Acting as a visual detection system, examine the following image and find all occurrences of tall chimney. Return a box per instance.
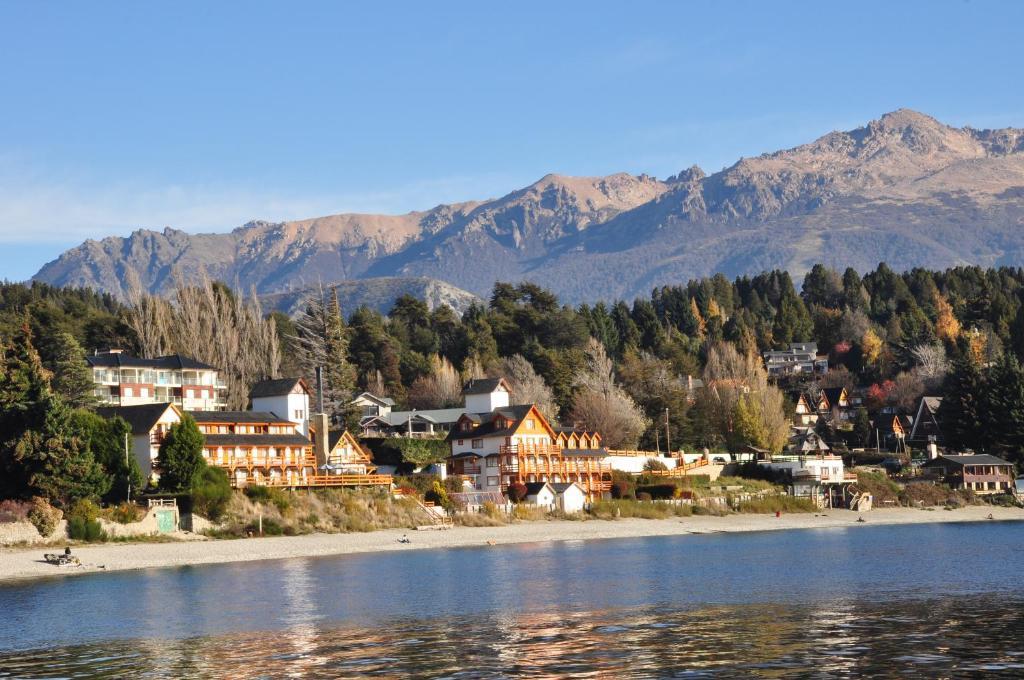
[315,366,325,414]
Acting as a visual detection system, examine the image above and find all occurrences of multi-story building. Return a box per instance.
[763,342,829,377]
[250,377,311,436]
[759,454,857,508]
[189,410,317,487]
[88,350,227,411]
[447,379,611,499]
[923,454,1015,495]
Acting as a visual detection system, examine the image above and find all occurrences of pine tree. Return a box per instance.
[156,416,206,492]
[984,354,1024,464]
[937,359,988,452]
[292,285,356,419]
[51,332,96,409]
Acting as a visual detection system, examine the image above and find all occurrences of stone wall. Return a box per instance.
[0,520,68,546]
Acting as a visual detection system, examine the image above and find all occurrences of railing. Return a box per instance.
[607,449,683,458]
[231,474,393,488]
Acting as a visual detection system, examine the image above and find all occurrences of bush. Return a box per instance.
[425,480,453,511]
[610,480,634,499]
[588,499,692,520]
[27,497,62,536]
[109,502,143,524]
[66,499,106,541]
[393,474,443,498]
[193,468,233,520]
[636,492,653,502]
[507,482,528,503]
[246,518,284,536]
[0,499,31,524]
[636,484,678,500]
[643,458,669,472]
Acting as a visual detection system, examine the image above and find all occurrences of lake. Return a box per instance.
[1,521,1023,677]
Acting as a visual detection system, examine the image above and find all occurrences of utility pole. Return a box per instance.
[664,407,671,457]
[125,431,131,504]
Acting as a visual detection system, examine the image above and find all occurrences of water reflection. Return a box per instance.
[3,599,1023,678]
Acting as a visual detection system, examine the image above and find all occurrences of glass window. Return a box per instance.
[472,439,483,449]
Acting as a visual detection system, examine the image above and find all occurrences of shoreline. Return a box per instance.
[2,505,1022,585]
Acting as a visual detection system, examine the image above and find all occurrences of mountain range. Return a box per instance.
[33,109,1024,308]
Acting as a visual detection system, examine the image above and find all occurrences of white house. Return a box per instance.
[250,377,311,436]
[524,481,556,508]
[88,350,228,411]
[551,482,586,513]
[759,454,855,508]
[95,402,182,482]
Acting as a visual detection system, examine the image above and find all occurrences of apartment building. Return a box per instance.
[88,350,227,411]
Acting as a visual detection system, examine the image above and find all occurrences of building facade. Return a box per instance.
[95,402,182,483]
[189,411,316,487]
[88,350,227,411]
[923,454,1015,494]
[763,342,829,376]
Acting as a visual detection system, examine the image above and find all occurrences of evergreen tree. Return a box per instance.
[292,285,356,417]
[156,416,206,492]
[51,332,96,409]
[937,359,988,452]
[984,354,1024,465]
[71,410,145,502]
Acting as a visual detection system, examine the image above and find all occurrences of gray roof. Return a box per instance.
[250,377,306,399]
[354,392,395,407]
[203,433,312,448]
[524,482,552,496]
[187,410,294,425]
[87,352,217,371]
[925,454,1014,467]
[95,403,177,435]
[461,378,507,395]
[550,482,579,494]
[383,407,467,427]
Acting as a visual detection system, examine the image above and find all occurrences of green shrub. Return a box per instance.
[192,468,233,520]
[246,518,284,536]
[636,491,653,502]
[643,458,669,472]
[67,515,106,541]
[27,497,62,536]
[425,480,453,511]
[588,499,692,520]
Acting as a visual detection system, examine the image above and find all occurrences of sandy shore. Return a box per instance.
[2,505,1022,584]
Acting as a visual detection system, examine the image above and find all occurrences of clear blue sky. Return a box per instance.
[2,0,1023,281]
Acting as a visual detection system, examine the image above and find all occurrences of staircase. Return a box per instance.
[413,498,453,529]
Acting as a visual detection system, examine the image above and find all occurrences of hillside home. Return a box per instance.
[763,342,829,377]
[447,397,612,499]
[922,454,1015,495]
[819,387,851,420]
[759,454,856,508]
[88,350,228,411]
[249,377,311,436]
[793,393,819,426]
[322,430,378,475]
[908,396,943,447]
[95,402,182,483]
[188,410,316,488]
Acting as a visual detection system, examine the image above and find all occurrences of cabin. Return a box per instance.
[188,410,316,488]
[922,454,1015,495]
[447,403,611,500]
[759,454,855,508]
[249,377,311,436]
[873,412,909,451]
[788,427,830,455]
[323,430,377,475]
[819,387,851,420]
[908,396,943,447]
[793,393,819,426]
[95,402,182,483]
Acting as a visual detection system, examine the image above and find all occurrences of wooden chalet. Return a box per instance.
[447,403,612,499]
[793,393,818,426]
[909,396,943,446]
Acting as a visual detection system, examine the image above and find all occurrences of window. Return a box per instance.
[526,419,535,429]
[294,409,305,420]
[123,387,133,398]
[186,389,195,399]
[487,476,499,487]
[472,439,483,449]
[487,456,498,468]
[458,439,464,445]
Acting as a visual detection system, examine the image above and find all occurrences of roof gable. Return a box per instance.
[461,377,511,395]
[95,403,181,434]
[250,377,308,399]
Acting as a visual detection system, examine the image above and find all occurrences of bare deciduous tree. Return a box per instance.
[124,273,281,409]
[493,354,557,421]
[912,343,950,391]
[408,355,463,409]
[567,339,649,449]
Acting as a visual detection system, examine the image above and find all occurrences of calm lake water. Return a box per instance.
[2,521,1023,678]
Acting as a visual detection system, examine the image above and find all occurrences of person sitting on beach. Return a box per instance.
[398,534,411,544]
[64,546,72,557]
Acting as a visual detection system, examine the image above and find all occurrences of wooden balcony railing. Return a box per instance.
[230,474,393,489]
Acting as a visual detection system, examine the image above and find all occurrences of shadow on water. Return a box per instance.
[2,522,1023,677]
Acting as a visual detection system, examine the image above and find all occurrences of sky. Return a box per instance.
[2,0,1024,281]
